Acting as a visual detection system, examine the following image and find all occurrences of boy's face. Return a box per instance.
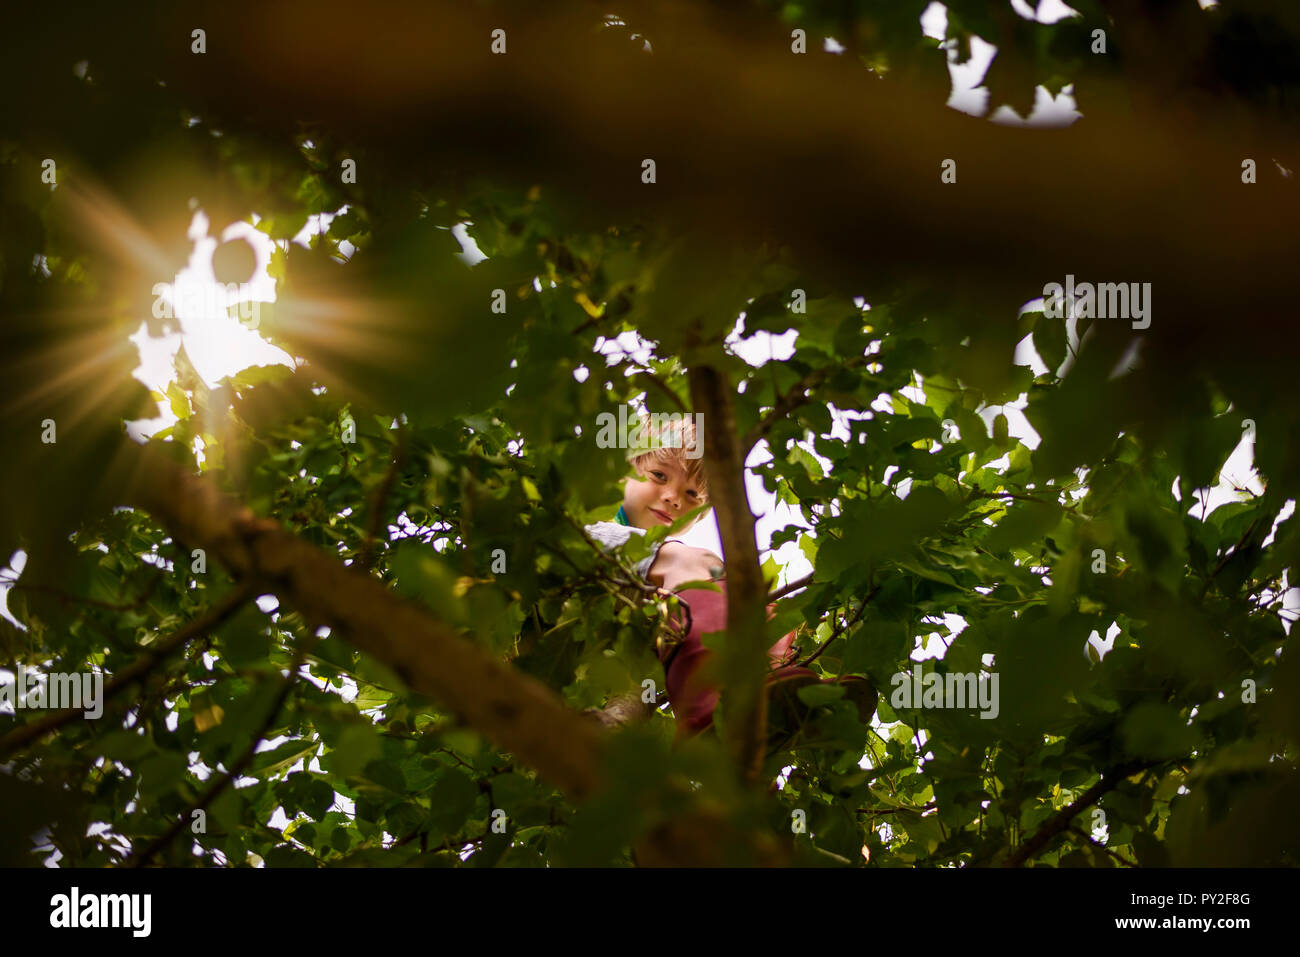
[622,456,705,529]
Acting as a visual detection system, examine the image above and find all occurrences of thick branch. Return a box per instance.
[688,364,770,785]
[80,0,1296,414]
[14,2,1300,451]
[99,443,795,865]
[122,443,609,803]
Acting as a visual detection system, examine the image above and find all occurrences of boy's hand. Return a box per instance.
[647,541,725,592]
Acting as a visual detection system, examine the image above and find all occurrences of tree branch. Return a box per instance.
[797,582,880,669]
[357,426,407,571]
[688,363,770,786]
[766,572,814,604]
[121,442,610,804]
[114,447,788,864]
[744,356,869,453]
[1003,761,1152,867]
[6,566,166,613]
[17,0,1300,467]
[627,370,689,413]
[1066,824,1139,868]
[0,585,255,760]
[125,633,315,867]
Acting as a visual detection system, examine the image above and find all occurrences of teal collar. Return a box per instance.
[615,505,630,526]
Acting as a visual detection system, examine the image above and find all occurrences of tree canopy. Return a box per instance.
[1,0,1299,867]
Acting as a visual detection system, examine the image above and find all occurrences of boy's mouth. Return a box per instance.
[649,508,673,524]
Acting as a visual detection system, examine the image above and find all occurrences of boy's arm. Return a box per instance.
[648,543,800,665]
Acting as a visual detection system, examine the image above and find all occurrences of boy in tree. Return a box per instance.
[584,413,875,743]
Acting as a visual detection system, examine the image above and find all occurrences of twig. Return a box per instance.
[626,370,689,413]
[541,535,693,657]
[1066,824,1139,868]
[569,316,602,337]
[796,583,880,669]
[6,566,166,612]
[1003,761,1152,867]
[561,513,659,594]
[125,633,318,867]
[856,801,936,816]
[0,586,255,759]
[358,427,408,571]
[767,572,814,603]
[743,356,868,452]
[1199,517,1262,600]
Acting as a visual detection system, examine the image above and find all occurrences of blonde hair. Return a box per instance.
[627,412,709,502]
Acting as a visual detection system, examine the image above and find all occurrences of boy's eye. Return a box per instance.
[651,471,666,481]
[686,489,699,499]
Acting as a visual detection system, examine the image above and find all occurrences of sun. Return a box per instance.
[126,210,307,442]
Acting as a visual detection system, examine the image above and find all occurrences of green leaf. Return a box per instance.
[166,381,191,420]
[250,738,319,778]
[427,769,480,836]
[322,723,383,778]
[796,684,846,707]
